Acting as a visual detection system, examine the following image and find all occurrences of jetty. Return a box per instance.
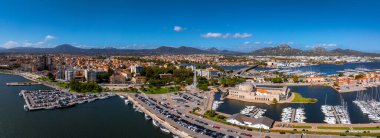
[6,81,42,86]
[20,90,115,111]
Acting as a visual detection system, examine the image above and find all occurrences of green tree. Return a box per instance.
[47,72,55,81]
[271,77,283,83]
[292,75,299,83]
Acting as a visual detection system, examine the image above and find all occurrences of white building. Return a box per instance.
[130,64,144,75]
[64,69,74,82]
[195,68,219,79]
[84,69,97,82]
[226,113,274,130]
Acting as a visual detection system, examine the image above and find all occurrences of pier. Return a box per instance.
[6,81,42,86]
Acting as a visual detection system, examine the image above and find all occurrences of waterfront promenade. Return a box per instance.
[120,93,192,138]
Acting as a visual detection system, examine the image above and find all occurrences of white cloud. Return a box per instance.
[173,26,185,32]
[201,32,252,38]
[44,35,56,41]
[306,43,338,48]
[2,41,20,49]
[252,41,275,45]
[232,33,252,38]
[1,35,56,49]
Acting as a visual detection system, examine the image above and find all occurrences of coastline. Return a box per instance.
[119,93,192,138]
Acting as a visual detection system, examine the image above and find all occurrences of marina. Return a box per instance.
[321,105,351,124]
[281,107,306,123]
[353,89,380,122]
[240,106,266,118]
[216,85,373,124]
[20,89,115,111]
[0,74,172,138]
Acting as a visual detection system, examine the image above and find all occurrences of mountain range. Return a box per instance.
[0,44,378,56]
[251,44,380,56]
[0,44,241,55]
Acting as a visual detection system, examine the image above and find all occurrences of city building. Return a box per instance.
[130,64,143,75]
[110,74,126,84]
[226,113,274,130]
[84,69,97,82]
[64,69,74,82]
[120,71,132,80]
[132,76,146,84]
[226,82,290,103]
[195,68,219,79]
[37,55,53,71]
[56,67,65,80]
[302,76,326,83]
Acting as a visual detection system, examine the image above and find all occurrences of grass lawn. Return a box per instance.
[0,71,12,74]
[56,82,69,89]
[291,92,318,103]
[352,126,380,130]
[142,86,180,94]
[293,125,312,129]
[317,126,350,130]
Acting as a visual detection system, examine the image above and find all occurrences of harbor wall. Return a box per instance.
[122,93,192,138]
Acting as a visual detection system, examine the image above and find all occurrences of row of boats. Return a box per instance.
[240,106,266,118]
[353,90,380,122]
[212,101,223,110]
[118,95,175,136]
[353,100,380,122]
[321,104,351,124]
[281,107,306,123]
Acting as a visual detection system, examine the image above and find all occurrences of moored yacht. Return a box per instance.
[145,113,151,120]
[160,126,170,133]
[152,120,159,127]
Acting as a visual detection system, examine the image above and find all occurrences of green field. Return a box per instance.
[293,125,312,129]
[317,126,350,130]
[291,92,318,103]
[352,126,380,130]
[141,86,180,94]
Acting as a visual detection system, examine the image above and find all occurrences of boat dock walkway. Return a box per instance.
[6,81,42,86]
[290,109,296,123]
[332,108,341,124]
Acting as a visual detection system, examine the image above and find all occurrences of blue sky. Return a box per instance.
[0,0,380,52]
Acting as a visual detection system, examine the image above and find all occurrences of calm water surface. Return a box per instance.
[216,85,379,124]
[0,74,171,138]
[221,62,380,75]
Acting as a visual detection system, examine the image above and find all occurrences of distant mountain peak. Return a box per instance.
[207,47,220,52]
[251,44,379,56]
[55,44,77,49]
[278,44,291,48]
